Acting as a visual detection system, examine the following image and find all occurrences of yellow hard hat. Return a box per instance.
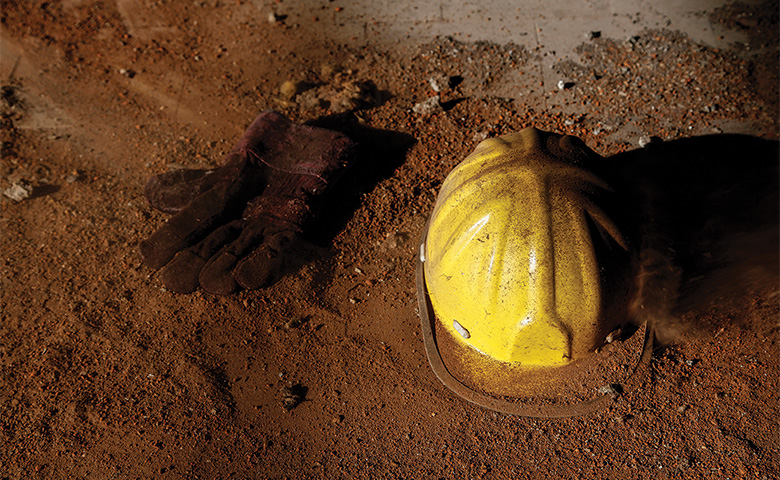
[417,128,652,416]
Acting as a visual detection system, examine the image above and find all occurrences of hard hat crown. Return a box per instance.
[424,128,630,367]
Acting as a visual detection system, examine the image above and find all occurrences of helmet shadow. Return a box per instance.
[605,134,779,342]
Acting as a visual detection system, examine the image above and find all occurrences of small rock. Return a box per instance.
[428,75,449,93]
[328,80,379,113]
[472,131,489,142]
[296,89,329,110]
[320,63,341,82]
[65,171,82,184]
[279,80,301,100]
[119,68,136,78]
[638,135,660,148]
[412,96,442,115]
[557,80,574,90]
[3,182,33,201]
[284,316,308,330]
[280,384,307,411]
[677,405,689,413]
[598,385,618,395]
[587,31,602,40]
[606,328,622,343]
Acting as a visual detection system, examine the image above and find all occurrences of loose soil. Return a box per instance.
[1,1,778,479]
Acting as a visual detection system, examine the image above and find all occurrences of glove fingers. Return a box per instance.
[198,221,268,295]
[159,221,244,293]
[159,250,206,294]
[140,161,248,269]
[199,251,241,295]
[234,231,296,290]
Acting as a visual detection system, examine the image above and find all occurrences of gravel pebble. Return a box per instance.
[412,96,442,115]
[279,80,300,100]
[428,75,449,93]
[281,384,306,411]
[3,183,33,201]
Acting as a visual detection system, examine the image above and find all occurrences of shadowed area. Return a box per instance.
[303,112,417,243]
[607,135,779,340]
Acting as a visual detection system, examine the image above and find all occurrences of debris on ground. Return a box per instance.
[3,182,33,201]
[281,384,307,411]
[412,96,443,115]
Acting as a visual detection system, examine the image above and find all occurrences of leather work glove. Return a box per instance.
[140,111,355,295]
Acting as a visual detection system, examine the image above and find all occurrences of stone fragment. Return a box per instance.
[412,96,442,115]
[281,384,307,411]
[428,75,449,93]
[3,182,32,201]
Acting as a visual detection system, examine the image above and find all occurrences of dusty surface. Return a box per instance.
[1,1,778,479]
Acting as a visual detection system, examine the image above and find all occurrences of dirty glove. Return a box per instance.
[140,111,354,295]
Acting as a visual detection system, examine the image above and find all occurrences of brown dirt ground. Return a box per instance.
[1,1,778,479]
